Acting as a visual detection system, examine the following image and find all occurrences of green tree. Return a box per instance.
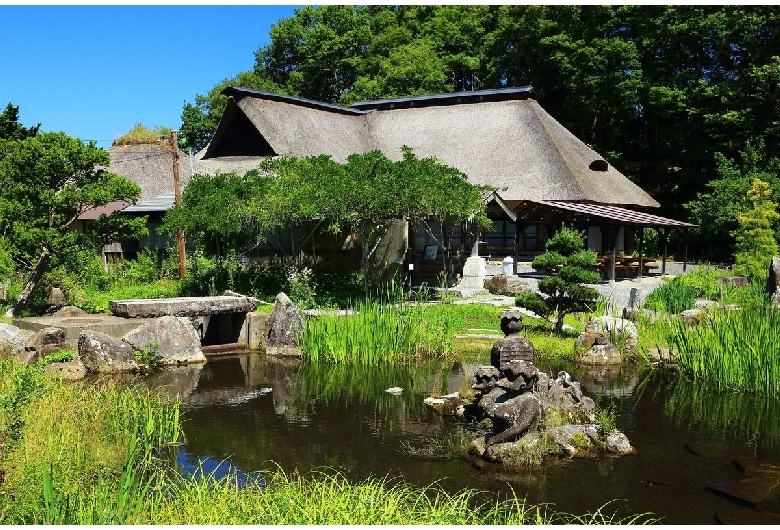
[162,148,489,294]
[732,179,780,283]
[178,5,780,263]
[0,103,39,141]
[684,143,780,261]
[0,132,148,316]
[516,225,600,333]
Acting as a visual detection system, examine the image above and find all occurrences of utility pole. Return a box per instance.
[171,130,186,279]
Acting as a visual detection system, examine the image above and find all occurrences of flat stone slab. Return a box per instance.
[109,296,259,318]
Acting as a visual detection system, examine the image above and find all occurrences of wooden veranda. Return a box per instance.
[509,200,698,283]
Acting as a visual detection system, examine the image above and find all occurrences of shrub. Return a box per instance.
[517,225,599,332]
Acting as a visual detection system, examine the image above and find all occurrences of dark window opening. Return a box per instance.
[209,110,277,157]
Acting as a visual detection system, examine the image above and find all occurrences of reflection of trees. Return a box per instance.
[176,354,464,479]
[665,378,780,448]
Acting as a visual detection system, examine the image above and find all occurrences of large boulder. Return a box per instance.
[267,292,303,348]
[0,323,33,357]
[20,327,66,364]
[123,316,206,366]
[79,330,139,373]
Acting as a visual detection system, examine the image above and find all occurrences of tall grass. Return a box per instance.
[147,468,658,525]
[0,356,657,525]
[0,357,182,524]
[658,306,780,393]
[299,300,453,364]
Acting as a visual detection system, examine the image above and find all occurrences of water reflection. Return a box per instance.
[666,377,780,449]
[142,353,780,524]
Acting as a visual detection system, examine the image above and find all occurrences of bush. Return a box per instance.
[643,279,696,314]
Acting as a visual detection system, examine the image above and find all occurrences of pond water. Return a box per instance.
[146,353,780,525]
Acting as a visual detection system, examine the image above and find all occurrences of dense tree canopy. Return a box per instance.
[0,128,148,316]
[161,148,490,289]
[180,5,780,261]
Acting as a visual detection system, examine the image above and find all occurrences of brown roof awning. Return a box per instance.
[514,200,696,228]
[78,201,130,220]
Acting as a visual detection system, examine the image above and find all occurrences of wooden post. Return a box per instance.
[638,226,644,279]
[683,228,689,273]
[172,131,186,279]
[661,227,669,276]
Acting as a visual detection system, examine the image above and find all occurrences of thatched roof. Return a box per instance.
[200,86,659,209]
[107,143,194,202]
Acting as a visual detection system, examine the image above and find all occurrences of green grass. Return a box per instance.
[68,280,182,314]
[0,357,182,524]
[656,305,780,393]
[299,300,455,364]
[0,355,658,525]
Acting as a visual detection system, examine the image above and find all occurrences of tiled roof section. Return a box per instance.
[77,201,129,220]
[518,200,696,227]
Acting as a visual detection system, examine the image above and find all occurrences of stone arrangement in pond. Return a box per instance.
[425,308,635,466]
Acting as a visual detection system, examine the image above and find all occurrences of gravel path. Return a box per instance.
[486,261,700,311]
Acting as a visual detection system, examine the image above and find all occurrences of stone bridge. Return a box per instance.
[109,295,269,354]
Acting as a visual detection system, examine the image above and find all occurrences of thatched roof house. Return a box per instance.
[202,86,659,209]
[112,86,694,279]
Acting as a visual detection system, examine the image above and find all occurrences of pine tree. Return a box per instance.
[516,225,600,332]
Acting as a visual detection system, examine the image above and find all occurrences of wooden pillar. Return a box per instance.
[513,219,522,275]
[683,228,689,273]
[638,226,644,280]
[660,227,670,276]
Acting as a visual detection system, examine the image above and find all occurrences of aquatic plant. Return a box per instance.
[659,305,780,393]
[0,357,182,524]
[643,278,696,314]
[299,300,453,364]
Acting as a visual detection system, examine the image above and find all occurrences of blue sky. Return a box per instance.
[1,4,301,149]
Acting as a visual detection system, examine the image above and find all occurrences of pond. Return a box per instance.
[146,353,780,525]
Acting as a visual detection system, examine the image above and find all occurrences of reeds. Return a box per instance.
[658,306,780,394]
[299,300,453,364]
[0,358,183,524]
[147,467,658,525]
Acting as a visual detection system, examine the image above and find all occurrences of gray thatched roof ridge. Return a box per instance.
[365,99,659,208]
[202,86,658,208]
[222,86,367,116]
[351,85,534,111]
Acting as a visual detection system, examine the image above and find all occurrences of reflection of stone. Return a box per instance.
[575,364,640,397]
[147,364,204,401]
